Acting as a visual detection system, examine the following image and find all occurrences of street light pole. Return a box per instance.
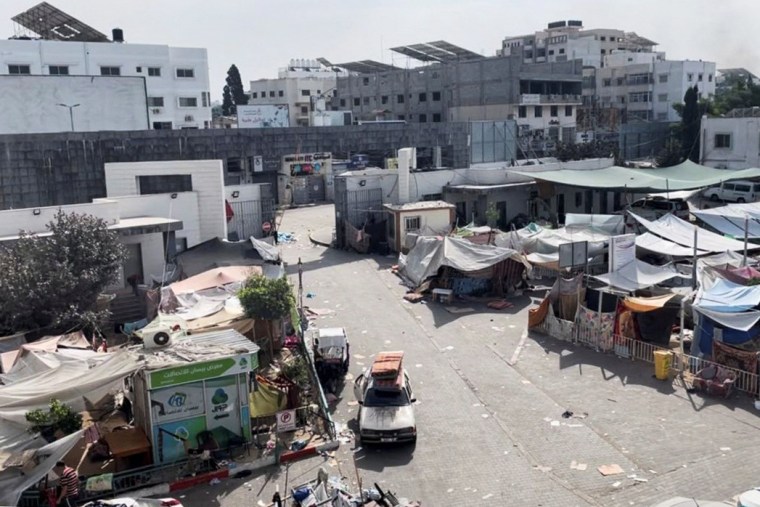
[56,103,80,131]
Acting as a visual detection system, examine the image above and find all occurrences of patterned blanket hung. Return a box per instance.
[576,305,616,352]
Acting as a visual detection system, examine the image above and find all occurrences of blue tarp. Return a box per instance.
[696,315,760,356]
[694,279,760,313]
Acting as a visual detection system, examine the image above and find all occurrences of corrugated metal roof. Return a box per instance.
[177,329,259,354]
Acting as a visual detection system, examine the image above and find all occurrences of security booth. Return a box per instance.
[131,329,260,465]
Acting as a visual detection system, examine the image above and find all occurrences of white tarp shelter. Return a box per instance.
[593,259,684,292]
[692,202,760,239]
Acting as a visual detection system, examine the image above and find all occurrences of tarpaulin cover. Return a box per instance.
[696,251,746,288]
[714,266,760,285]
[497,223,610,256]
[169,266,260,295]
[249,378,287,417]
[635,306,679,346]
[564,213,625,234]
[693,201,760,239]
[623,294,676,312]
[593,259,683,292]
[694,307,760,332]
[694,278,760,312]
[398,235,525,287]
[250,236,281,262]
[630,212,759,253]
[695,314,760,356]
[513,160,760,191]
[636,232,710,257]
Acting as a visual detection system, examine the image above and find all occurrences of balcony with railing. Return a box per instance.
[520,93,582,105]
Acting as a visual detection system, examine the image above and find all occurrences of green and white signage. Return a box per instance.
[148,353,259,390]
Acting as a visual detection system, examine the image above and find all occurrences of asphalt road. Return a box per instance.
[178,204,760,507]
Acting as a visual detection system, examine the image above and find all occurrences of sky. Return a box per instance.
[1,0,758,102]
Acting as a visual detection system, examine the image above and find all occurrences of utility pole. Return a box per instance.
[56,103,80,131]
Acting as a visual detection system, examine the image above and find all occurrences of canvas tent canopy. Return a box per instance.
[513,160,760,192]
[592,259,685,292]
[692,202,760,239]
[398,235,526,287]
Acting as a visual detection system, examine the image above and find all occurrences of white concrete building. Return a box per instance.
[249,59,347,127]
[0,38,211,130]
[500,20,656,69]
[595,52,716,123]
[700,113,760,169]
[0,75,148,134]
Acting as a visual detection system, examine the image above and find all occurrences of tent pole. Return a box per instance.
[744,215,749,267]
[691,226,698,290]
[678,295,687,374]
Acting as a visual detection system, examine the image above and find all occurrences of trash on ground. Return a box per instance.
[445,306,475,314]
[598,464,625,476]
[403,292,425,303]
[487,300,514,310]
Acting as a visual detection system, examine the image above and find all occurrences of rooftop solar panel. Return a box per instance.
[12,2,109,42]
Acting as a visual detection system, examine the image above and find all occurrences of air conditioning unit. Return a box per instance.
[151,108,162,114]
[184,115,194,122]
[143,327,174,349]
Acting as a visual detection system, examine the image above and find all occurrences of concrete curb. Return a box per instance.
[308,229,335,247]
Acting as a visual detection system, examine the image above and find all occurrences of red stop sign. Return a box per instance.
[262,221,272,233]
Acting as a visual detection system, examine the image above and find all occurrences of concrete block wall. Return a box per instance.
[0,123,470,210]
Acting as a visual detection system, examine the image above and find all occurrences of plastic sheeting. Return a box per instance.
[250,379,287,417]
[514,160,760,191]
[694,278,760,313]
[564,213,625,235]
[169,266,259,295]
[250,236,281,262]
[693,307,760,332]
[593,259,684,292]
[636,232,710,257]
[630,212,759,252]
[398,236,524,287]
[497,223,610,257]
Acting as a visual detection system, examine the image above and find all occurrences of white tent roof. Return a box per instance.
[593,259,685,292]
[636,232,710,257]
[630,212,759,253]
[693,203,760,239]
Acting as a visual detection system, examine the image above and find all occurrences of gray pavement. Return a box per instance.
[180,204,760,507]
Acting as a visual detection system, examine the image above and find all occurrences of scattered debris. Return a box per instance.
[612,481,622,488]
[598,464,625,476]
[550,420,560,427]
[533,465,552,473]
[445,306,475,314]
[482,493,494,500]
[570,461,588,471]
[305,307,334,316]
[562,410,573,418]
[720,447,732,452]
[306,292,316,299]
[487,299,515,310]
[209,478,221,485]
[403,292,425,303]
[234,470,253,479]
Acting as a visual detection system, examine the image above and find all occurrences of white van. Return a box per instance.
[702,180,760,203]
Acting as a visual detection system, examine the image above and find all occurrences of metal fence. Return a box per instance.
[228,198,276,240]
[534,318,760,397]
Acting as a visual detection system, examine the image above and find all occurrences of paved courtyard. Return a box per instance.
[181,204,760,507]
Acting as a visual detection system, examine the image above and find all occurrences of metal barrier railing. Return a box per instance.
[534,318,760,397]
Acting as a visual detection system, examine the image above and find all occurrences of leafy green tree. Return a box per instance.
[0,211,127,334]
[25,399,83,440]
[225,64,249,115]
[680,86,701,163]
[656,137,683,167]
[712,75,760,114]
[221,85,234,116]
[239,275,294,358]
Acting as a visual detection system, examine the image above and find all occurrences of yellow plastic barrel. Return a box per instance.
[653,350,672,380]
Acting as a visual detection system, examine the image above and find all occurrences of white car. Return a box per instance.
[353,367,417,445]
[82,498,183,507]
[738,487,760,507]
[702,180,760,203]
[650,497,732,507]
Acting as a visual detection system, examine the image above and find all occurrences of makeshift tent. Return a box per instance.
[564,213,624,235]
[694,313,760,357]
[692,202,760,239]
[174,238,268,278]
[513,160,760,191]
[693,278,760,313]
[169,266,259,295]
[398,235,526,287]
[0,332,91,375]
[496,223,610,257]
[593,259,684,292]
[636,232,710,257]
[528,274,585,338]
[249,377,288,417]
[696,251,746,288]
[629,212,760,253]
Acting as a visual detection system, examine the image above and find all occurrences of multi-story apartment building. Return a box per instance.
[248,59,348,127]
[333,43,583,154]
[0,3,211,130]
[499,20,656,69]
[593,52,716,123]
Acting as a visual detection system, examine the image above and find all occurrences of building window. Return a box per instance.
[656,112,668,121]
[178,97,198,107]
[148,67,161,76]
[405,216,421,231]
[397,114,405,120]
[278,90,284,97]
[603,78,611,87]
[397,94,405,104]
[176,68,194,78]
[433,113,441,122]
[548,49,554,56]
[148,97,164,107]
[419,114,427,123]
[301,106,308,114]
[136,66,142,73]
[559,48,565,54]
[659,74,668,83]
[618,95,626,103]
[363,97,370,105]
[269,91,275,97]
[698,73,703,82]
[518,106,527,118]
[340,98,346,107]
[432,91,441,101]
[658,93,668,102]
[138,175,192,195]
[378,95,388,105]
[362,77,369,85]
[629,92,651,103]
[260,91,266,97]
[301,89,311,96]
[100,66,120,76]
[534,106,542,117]
[252,92,257,98]
[616,77,624,86]
[48,65,69,75]
[353,98,360,106]
[687,73,694,82]
[708,73,713,82]
[714,133,731,148]
[419,92,427,102]
[550,105,558,117]
[202,92,209,107]
[600,36,607,41]
[565,105,572,116]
